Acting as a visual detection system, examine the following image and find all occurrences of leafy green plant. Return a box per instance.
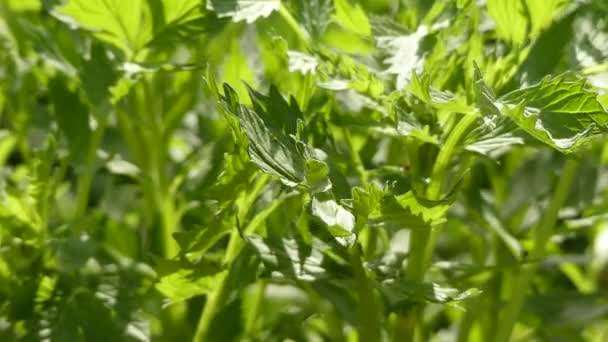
[1,0,608,341]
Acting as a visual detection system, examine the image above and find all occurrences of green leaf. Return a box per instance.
[5,0,40,12]
[49,290,128,342]
[393,191,452,225]
[219,83,306,186]
[157,269,227,303]
[379,279,481,309]
[376,19,449,90]
[525,0,567,36]
[464,116,524,158]
[350,184,384,219]
[206,0,280,24]
[215,82,336,193]
[305,159,332,194]
[315,48,384,97]
[54,0,216,58]
[172,222,232,255]
[311,193,356,244]
[79,43,118,116]
[292,0,332,38]
[377,27,428,89]
[246,84,303,136]
[475,67,608,152]
[333,0,371,36]
[0,130,17,167]
[147,0,225,49]
[409,73,473,113]
[516,9,577,85]
[464,133,524,158]
[474,63,501,116]
[288,50,319,75]
[48,77,91,165]
[368,191,453,228]
[54,0,151,57]
[248,235,351,281]
[486,0,528,45]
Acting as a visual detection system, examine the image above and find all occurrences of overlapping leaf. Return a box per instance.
[248,235,351,281]
[346,185,453,229]
[218,83,306,186]
[475,66,608,152]
[54,0,216,58]
[333,0,371,36]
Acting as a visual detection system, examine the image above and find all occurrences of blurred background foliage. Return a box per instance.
[0,0,607,341]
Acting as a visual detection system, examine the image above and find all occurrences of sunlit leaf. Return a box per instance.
[53,0,151,57]
[157,269,227,303]
[333,0,371,36]
[486,0,528,45]
[475,66,608,152]
[207,0,280,24]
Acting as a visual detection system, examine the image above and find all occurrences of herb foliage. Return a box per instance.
[1,0,608,341]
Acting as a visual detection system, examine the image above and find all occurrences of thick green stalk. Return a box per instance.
[406,114,478,280]
[141,79,181,258]
[121,79,178,258]
[402,114,479,341]
[160,192,179,257]
[494,158,579,342]
[351,246,382,342]
[426,114,479,200]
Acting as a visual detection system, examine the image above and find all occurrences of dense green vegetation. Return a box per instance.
[1,0,608,341]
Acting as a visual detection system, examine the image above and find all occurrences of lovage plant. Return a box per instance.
[1,0,608,341]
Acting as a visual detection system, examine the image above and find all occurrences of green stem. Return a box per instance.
[193,272,231,342]
[160,193,179,258]
[351,246,382,342]
[406,114,478,280]
[344,128,381,339]
[426,114,479,200]
[141,79,180,258]
[581,63,608,76]
[494,158,579,342]
[402,113,479,341]
[245,279,267,336]
[193,175,271,342]
[278,3,311,48]
[456,303,475,342]
[223,174,272,263]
